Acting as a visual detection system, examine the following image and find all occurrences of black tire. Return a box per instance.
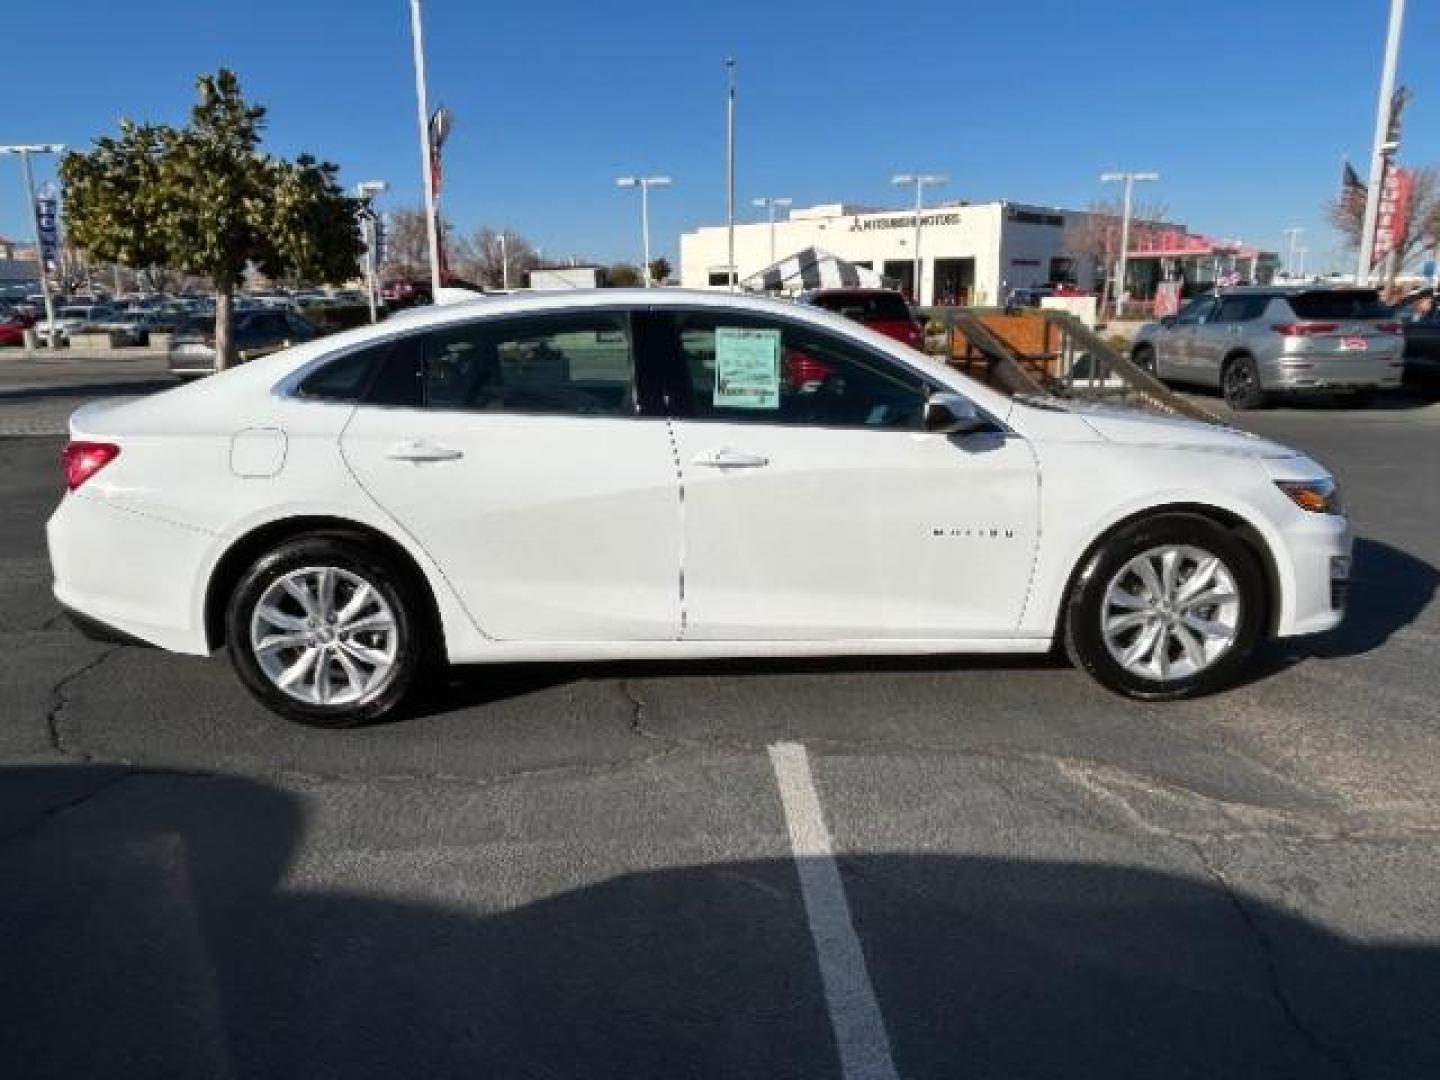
[1131,344,1157,376]
[225,533,430,727]
[1222,354,1268,410]
[1063,514,1267,701]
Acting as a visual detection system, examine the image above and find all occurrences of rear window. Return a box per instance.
[297,347,381,402]
[810,292,913,323]
[1288,290,1389,320]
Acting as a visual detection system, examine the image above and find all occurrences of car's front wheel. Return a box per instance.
[1064,514,1266,700]
[225,534,427,727]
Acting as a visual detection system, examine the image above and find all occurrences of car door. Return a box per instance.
[1198,295,1259,388]
[655,308,1040,640]
[1164,297,1216,383]
[338,309,683,641]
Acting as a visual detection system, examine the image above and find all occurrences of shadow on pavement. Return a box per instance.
[416,651,1065,719]
[2,764,1436,1078]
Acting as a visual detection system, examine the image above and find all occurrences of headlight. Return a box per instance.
[1275,478,1343,515]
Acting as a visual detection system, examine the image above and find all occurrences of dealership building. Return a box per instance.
[679,201,1276,306]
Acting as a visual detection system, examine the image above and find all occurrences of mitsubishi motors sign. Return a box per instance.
[1372,166,1411,268]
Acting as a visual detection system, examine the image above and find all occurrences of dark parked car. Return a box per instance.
[1402,306,1440,391]
[169,309,320,378]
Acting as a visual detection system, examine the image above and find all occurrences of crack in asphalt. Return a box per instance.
[1185,840,1361,1080]
[44,646,121,762]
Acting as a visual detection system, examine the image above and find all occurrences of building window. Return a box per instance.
[708,272,733,287]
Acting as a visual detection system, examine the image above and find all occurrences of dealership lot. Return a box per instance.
[2,371,1439,1077]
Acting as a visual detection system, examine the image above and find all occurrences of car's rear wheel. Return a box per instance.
[1064,514,1266,700]
[225,534,427,727]
[1222,354,1268,410]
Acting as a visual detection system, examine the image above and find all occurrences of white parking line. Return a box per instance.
[768,741,901,1080]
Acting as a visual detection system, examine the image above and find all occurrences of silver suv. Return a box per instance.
[1131,286,1404,409]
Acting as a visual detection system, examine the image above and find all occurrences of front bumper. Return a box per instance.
[1274,511,1352,638]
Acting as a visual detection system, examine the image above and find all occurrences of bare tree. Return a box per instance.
[1328,164,1440,279]
[379,208,434,280]
[452,227,540,289]
[1065,197,1170,313]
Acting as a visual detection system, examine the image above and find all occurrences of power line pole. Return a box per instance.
[1357,0,1406,284]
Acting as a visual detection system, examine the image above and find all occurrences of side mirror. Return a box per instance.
[924,391,989,435]
[1160,315,1177,328]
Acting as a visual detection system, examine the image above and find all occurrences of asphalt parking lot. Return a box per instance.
[3,364,1439,1079]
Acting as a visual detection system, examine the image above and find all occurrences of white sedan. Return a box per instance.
[47,290,1351,727]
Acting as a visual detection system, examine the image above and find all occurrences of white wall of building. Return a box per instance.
[680,201,1094,305]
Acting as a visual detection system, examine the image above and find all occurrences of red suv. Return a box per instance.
[798,288,925,350]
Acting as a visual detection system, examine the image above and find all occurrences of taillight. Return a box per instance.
[1374,322,1403,335]
[62,441,120,492]
[1271,322,1339,337]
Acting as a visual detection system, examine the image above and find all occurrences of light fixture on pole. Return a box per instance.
[751,196,792,266]
[356,180,388,323]
[1281,226,1305,278]
[891,173,946,305]
[724,58,737,291]
[1357,0,1406,284]
[407,0,443,299]
[0,143,65,346]
[616,176,672,287]
[1100,170,1159,316]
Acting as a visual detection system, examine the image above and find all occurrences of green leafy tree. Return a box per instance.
[61,70,362,369]
[647,256,672,285]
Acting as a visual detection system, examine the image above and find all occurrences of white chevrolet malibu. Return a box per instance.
[47,290,1351,726]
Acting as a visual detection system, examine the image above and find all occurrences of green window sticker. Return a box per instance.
[714,327,781,410]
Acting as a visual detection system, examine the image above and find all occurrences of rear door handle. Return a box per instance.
[693,448,769,469]
[386,440,464,463]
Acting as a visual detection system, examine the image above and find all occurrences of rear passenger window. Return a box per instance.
[424,312,634,416]
[1214,296,1269,323]
[297,347,382,402]
[367,335,425,408]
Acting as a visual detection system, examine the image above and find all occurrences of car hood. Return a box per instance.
[1044,400,1294,458]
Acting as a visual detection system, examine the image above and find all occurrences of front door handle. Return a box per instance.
[386,440,465,463]
[693,448,770,469]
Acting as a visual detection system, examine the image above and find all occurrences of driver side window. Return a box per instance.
[671,311,928,430]
[1175,299,1215,326]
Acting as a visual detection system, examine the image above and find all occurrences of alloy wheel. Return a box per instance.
[249,565,400,706]
[1100,545,1240,682]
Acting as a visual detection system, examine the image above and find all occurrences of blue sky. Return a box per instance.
[2,0,1436,269]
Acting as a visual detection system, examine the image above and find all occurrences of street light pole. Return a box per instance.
[356,180,388,324]
[1100,170,1159,317]
[751,196,792,266]
[891,173,946,305]
[616,176,672,287]
[1357,0,1406,284]
[0,143,64,346]
[724,58,737,291]
[1282,226,1304,278]
[408,0,444,299]
[499,232,509,290]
